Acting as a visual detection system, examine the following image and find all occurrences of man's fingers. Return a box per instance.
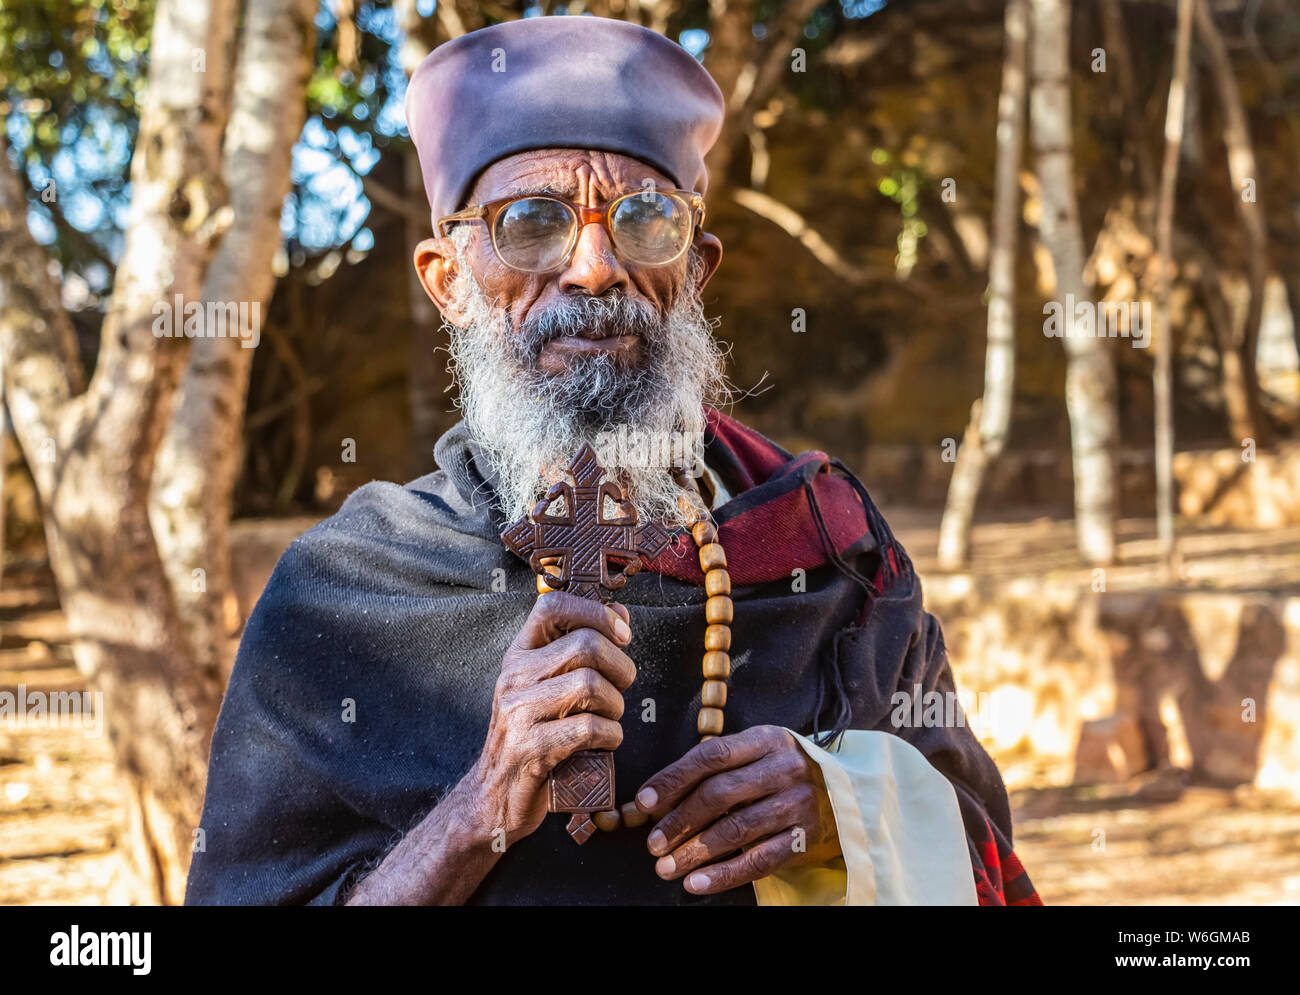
[539,626,637,691]
[636,726,788,818]
[680,832,795,895]
[517,666,626,722]
[513,591,632,652]
[645,754,791,856]
[531,712,624,772]
[653,791,799,881]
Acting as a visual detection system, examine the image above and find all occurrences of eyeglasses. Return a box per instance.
[437,188,705,273]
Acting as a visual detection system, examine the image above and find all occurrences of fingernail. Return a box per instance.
[647,829,666,854]
[637,787,657,810]
[655,855,675,877]
[687,873,710,892]
[614,618,632,644]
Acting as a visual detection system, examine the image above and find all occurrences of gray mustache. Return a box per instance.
[517,293,662,355]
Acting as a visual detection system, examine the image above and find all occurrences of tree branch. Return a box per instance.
[1152,0,1195,571]
[731,186,891,287]
[1194,0,1271,444]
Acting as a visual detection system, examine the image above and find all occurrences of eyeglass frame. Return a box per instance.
[436,187,707,273]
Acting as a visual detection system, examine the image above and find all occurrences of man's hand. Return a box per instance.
[346,590,633,905]
[635,725,840,896]
[464,590,635,844]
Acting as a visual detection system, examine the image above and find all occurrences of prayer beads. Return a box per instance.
[591,485,733,833]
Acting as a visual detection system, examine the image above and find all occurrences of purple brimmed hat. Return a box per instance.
[404,16,726,225]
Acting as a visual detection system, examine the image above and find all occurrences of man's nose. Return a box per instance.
[558,221,632,297]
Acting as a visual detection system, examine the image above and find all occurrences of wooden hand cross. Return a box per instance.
[500,443,670,844]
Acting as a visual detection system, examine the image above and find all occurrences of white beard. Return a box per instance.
[441,228,730,529]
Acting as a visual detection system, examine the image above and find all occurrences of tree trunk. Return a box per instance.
[1102,0,1253,447]
[0,400,7,586]
[1179,234,1258,442]
[151,0,318,684]
[1029,0,1117,565]
[1152,0,1195,574]
[0,0,239,904]
[1194,0,1271,446]
[938,0,1028,570]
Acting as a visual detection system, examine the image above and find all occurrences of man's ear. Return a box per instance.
[413,236,471,326]
[691,231,723,293]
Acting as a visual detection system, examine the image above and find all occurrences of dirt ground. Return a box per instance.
[890,509,1300,905]
[0,570,129,904]
[1011,783,1300,905]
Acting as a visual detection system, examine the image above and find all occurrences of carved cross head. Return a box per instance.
[500,444,671,602]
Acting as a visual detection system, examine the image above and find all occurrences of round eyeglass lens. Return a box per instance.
[610,192,691,264]
[493,197,574,271]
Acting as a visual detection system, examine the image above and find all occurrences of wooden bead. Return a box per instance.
[678,488,707,518]
[703,624,731,652]
[620,801,648,828]
[536,574,553,594]
[688,524,730,783]
[704,569,731,596]
[701,679,728,708]
[698,542,727,572]
[592,809,621,832]
[697,707,725,736]
[702,651,731,679]
[691,520,717,546]
[705,595,733,625]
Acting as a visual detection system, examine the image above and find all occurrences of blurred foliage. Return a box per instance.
[0,0,152,143]
[0,0,153,295]
[1,0,876,284]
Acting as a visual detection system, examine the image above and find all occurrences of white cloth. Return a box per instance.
[697,460,733,509]
[751,730,978,906]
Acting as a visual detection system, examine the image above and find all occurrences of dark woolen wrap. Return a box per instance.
[185,410,1039,906]
[404,16,725,223]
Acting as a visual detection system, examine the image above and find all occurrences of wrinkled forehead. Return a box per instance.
[468,149,678,205]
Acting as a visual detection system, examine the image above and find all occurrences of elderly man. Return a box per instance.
[185,15,1039,906]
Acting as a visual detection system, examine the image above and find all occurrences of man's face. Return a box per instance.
[462,149,718,375]
[413,148,726,527]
